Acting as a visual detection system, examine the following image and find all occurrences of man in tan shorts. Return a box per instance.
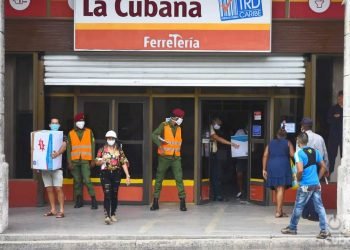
[42,118,67,218]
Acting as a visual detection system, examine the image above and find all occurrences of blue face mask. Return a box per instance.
[50,124,60,131]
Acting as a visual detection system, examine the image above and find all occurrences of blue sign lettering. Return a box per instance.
[218,0,263,21]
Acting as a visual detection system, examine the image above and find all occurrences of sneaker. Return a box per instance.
[317,230,331,239]
[281,226,297,235]
[111,215,117,222]
[104,217,111,225]
[236,192,242,199]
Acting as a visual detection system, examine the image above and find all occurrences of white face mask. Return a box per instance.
[107,139,115,146]
[76,121,85,129]
[213,124,221,130]
[176,118,183,126]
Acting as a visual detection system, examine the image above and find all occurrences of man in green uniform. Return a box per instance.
[67,113,98,209]
[150,108,187,212]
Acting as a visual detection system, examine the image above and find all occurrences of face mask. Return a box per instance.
[107,139,115,146]
[176,118,183,126]
[76,121,85,129]
[213,124,221,130]
[50,124,60,131]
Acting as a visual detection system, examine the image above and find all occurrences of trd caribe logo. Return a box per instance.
[218,0,263,21]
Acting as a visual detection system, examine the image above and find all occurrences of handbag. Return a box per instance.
[291,159,299,190]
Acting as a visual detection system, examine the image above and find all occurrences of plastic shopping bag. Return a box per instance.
[291,159,299,190]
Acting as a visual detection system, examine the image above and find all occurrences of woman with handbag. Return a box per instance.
[262,128,294,218]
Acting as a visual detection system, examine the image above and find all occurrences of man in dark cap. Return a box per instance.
[297,117,329,221]
[150,108,187,211]
[67,113,98,209]
[327,90,343,177]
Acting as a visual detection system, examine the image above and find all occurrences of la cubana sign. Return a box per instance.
[74,0,272,52]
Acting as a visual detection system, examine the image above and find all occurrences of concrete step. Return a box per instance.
[1,235,349,250]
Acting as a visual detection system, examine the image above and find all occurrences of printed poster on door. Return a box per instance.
[74,0,272,52]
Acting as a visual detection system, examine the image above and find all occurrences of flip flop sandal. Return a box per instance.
[44,211,56,216]
[56,212,65,218]
[275,212,288,218]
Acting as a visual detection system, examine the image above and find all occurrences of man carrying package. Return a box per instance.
[67,113,98,209]
[40,118,66,218]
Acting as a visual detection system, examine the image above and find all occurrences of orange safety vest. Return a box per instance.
[158,124,182,156]
[69,128,93,160]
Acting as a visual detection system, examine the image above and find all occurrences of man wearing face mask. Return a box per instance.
[210,117,239,201]
[150,108,187,211]
[41,118,66,218]
[67,113,98,209]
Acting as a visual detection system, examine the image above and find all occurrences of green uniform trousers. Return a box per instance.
[71,160,95,198]
[153,156,186,199]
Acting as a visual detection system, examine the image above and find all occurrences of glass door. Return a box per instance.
[198,99,269,205]
[248,101,269,205]
[197,101,211,204]
[116,99,149,204]
[78,97,149,204]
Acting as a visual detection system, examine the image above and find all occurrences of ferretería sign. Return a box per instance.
[74,0,271,52]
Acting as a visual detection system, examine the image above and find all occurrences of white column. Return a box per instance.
[338,0,350,236]
[0,0,9,234]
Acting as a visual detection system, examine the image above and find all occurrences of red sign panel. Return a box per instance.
[290,0,344,19]
[272,0,286,19]
[5,0,47,17]
[50,0,73,17]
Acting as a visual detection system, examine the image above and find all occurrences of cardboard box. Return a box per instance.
[31,130,63,170]
[231,135,248,158]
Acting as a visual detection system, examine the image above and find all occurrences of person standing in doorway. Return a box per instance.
[42,118,66,218]
[263,128,294,217]
[210,117,239,201]
[67,113,98,210]
[281,132,330,239]
[327,90,343,178]
[150,108,187,211]
[233,125,248,200]
[298,117,329,221]
[95,130,130,225]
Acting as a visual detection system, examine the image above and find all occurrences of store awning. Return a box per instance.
[44,55,305,87]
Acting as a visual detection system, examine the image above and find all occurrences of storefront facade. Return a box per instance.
[4,0,344,208]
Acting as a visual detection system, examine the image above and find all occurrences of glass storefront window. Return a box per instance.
[45,96,74,177]
[118,103,143,141]
[84,102,111,140]
[5,55,34,178]
[273,98,303,146]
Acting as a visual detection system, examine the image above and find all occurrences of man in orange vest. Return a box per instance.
[150,108,187,211]
[67,113,98,209]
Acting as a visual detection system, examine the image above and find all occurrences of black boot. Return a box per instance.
[74,195,83,208]
[91,196,98,210]
[150,198,159,211]
[180,198,187,212]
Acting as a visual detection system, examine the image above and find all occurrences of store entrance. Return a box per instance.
[198,99,269,205]
[78,97,150,204]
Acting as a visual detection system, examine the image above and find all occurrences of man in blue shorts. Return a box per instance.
[281,132,330,239]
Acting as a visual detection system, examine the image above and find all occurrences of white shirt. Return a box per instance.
[210,125,218,153]
[296,130,329,169]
